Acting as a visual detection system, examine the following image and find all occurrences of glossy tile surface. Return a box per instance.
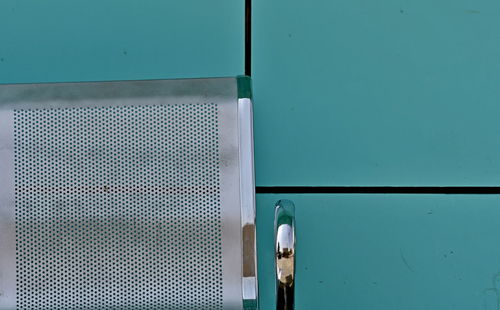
[253,0,500,186]
[0,0,244,83]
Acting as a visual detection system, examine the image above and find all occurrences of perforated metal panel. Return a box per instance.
[0,78,257,310]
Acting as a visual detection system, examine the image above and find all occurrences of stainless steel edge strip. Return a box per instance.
[238,97,258,310]
[219,79,244,309]
[0,110,15,309]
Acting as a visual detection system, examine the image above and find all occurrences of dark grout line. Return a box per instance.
[255,187,500,194]
[245,0,251,76]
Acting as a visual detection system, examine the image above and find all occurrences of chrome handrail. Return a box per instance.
[275,200,295,310]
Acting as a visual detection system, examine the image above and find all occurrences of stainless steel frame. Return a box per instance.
[0,77,257,310]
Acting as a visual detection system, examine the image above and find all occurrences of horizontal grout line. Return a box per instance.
[255,187,500,194]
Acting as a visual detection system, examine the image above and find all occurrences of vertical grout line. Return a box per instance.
[245,0,252,76]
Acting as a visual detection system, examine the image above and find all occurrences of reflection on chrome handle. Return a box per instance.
[275,200,295,310]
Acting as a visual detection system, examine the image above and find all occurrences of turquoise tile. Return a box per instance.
[257,194,500,309]
[253,0,500,186]
[0,0,244,83]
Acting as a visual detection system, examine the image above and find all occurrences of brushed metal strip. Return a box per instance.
[0,110,15,309]
[219,80,244,309]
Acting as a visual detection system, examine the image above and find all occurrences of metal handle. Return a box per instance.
[275,200,295,310]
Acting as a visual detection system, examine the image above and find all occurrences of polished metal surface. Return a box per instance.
[238,93,258,309]
[275,200,295,310]
[0,77,255,309]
